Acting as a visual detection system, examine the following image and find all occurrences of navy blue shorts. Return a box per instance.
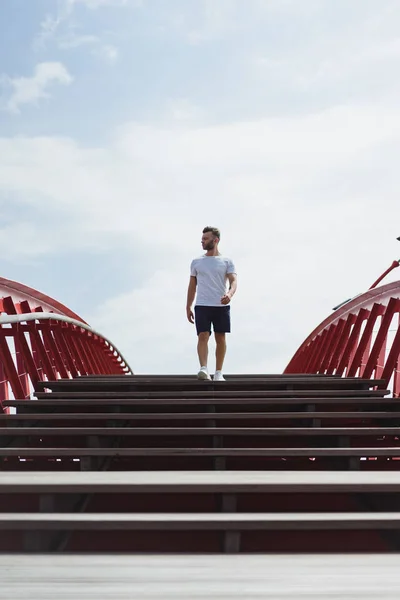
[194,306,231,335]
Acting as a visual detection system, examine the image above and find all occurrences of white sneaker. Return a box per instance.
[214,371,225,381]
[197,366,211,380]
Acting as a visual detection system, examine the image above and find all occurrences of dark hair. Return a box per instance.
[203,226,220,240]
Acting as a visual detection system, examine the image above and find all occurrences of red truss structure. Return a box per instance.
[0,277,131,402]
[285,280,400,396]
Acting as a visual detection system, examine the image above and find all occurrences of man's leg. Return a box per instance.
[213,307,230,381]
[215,332,227,372]
[197,331,210,368]
[195,307,212,380]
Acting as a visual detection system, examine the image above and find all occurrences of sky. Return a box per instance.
[1,0,400,375]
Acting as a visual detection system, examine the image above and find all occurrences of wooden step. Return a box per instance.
[3,511,400,531]
[35,377,385,394]
[2,470,400,493]
[1,447,400,458]
[1,426,400,437]
[30,392,391,404]
[4,395,392,415]
[1,411,398,422]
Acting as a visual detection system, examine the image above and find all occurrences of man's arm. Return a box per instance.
[186,276,197,323]
[221,273,237,305]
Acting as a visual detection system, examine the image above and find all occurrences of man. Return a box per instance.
[186,226,237,381]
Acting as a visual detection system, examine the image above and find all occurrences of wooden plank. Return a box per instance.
[1,426,400,436]
[35,377,384,392]
[31,389,391,398]
[2,470,400,494]
[1,554,400,600]
[2,512,400,530]
[1,411,398,421]
[1,447,400,457]
[4,396,392,412]
[38,375,382,383]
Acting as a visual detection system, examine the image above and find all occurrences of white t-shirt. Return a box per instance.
[190,255,236,307]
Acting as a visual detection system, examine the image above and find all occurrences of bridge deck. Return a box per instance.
[1,554,400,599]
[1,373,400,553]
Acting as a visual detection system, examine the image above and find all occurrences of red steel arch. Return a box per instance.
[0,278,131,403]
[0,277,86,323]
[285,280,400,396]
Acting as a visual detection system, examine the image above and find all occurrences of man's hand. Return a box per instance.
[222,275,237,305]
[186,277,197,324]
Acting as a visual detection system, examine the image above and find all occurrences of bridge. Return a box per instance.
[2,274,400,597]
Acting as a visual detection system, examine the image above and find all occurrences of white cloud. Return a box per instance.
[35,0,133,55]
[0,222,54,262]
[58,34,99,49]
[68,0,130,8]
[254,6,400,93]
[47,32,120,65]
[186,0,239,44]
[96,44,120,64]
[167,98,204,122]
[245,1,400,108]
[35,6,73,48]
[2,62,73,114]
[168,0,326,45]
[1,100,400,371]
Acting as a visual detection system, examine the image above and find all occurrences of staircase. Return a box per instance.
[1,373,400,553]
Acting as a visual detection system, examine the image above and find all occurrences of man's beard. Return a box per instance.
[204,241,215,251]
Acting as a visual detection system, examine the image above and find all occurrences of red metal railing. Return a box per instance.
[0,290,131,404]
[285,281,400,396]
